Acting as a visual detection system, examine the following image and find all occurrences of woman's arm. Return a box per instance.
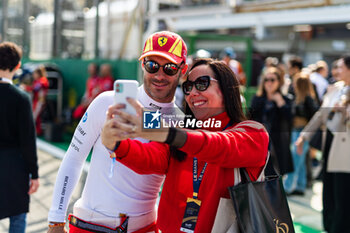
[111,122,267,172]
[101,98,171,174]
[101,98,170,150]
[114,140,170,175]
[295,109,324,155]
[103,99,268,170]
[178,121,269,168]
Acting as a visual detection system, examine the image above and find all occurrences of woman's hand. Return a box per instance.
[295,136,304,155]
[332,102,347,115]
[101,102,138,150]
[271,92,286,107]
[114,98,169,142]
[101,98,169,150]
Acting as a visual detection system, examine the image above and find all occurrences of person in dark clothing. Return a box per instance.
[0,42,40,233]
[327,59,340,84]
[287,56,303,97]
[296,56,350,233]
[250,67,293,175]
[284,72,319,195]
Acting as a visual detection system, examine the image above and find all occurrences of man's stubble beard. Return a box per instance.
[145,73,181,103]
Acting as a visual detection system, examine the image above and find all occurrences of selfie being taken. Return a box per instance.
[2,1,349,233]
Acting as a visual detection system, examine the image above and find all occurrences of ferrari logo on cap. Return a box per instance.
[158,37,168,47]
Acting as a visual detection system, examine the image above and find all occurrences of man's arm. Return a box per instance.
[47,92,112,229]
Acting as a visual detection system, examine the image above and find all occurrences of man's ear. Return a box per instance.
[181,64,188,75]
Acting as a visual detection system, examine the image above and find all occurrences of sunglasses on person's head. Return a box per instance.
[143,60,182,76]
[264,78,277,83]
[182,75,217,95]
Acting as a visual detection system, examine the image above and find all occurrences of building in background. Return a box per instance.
[83,0,142,60]
[2,0,350,72]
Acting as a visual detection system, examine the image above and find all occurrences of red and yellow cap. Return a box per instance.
[139,31,187,65]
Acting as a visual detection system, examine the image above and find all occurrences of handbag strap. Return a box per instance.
[239,168,251,184]
[239,152,270,184]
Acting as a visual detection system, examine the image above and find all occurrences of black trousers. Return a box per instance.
[322,130,350,233]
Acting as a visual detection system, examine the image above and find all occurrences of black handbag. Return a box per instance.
[309,128,323,151]
[228,168,295,233]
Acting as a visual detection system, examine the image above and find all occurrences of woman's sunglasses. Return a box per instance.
[143,60,182,76]
[182,75,217,95]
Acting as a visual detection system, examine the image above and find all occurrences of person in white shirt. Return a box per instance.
[310,60,329,102]
[47,31,188,233]
[295,56,350,233]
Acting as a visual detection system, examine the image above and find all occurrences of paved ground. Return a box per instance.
[0,140,324,233]
[0,148,86,233]
[288,181,324,232]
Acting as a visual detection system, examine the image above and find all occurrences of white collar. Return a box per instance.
[0,77,13,84]
[138,84,176,111]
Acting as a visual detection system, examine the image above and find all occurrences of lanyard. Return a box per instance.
[0,77,13,84]
[192,120,233,199]
[192,157,207,199]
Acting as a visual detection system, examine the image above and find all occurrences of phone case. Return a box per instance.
[114,80,139,115]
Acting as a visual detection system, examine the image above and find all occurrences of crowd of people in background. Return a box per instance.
[19,65,49,136]
[249,54,350,233]
[72,63,114,120]
[14,62,115,137]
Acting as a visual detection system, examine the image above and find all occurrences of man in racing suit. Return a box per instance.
[47,31,188,233]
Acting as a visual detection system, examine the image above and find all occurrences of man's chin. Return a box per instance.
[150,91,172,102]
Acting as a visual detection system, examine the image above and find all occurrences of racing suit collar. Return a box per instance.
[138,84,176,111]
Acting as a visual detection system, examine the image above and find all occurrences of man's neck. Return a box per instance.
[139,85,175,109]
[0,70,14,80]
[345,79,350,87]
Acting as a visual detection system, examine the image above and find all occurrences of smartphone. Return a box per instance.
[114,80,139,115]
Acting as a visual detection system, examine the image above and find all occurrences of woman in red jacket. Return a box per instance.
[102,58,269,233]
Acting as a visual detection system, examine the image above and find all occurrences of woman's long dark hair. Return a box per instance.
[171,58,246,161]
[185,58,246,124]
